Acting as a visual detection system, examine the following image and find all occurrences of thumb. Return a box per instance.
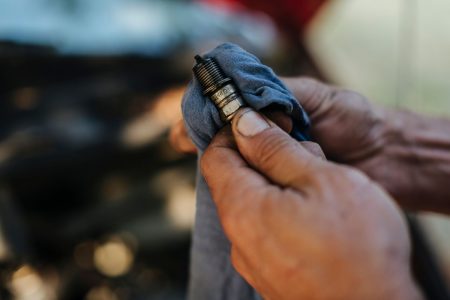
[231,108,323,189]
[282,77,333,120]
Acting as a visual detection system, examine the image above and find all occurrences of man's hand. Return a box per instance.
[172,77,450,213]
[282,77,387,163]
[201,109,422,300]
[283,78,450,213]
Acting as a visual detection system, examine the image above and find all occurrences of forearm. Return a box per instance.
[367,109,450,213]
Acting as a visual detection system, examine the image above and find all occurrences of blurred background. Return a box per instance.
[0,0,449,299]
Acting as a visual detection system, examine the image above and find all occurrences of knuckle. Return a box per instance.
[302,79,331,103]
[215,175,240,207]
[287,77,334,119]
[301,141,325,159]
[258,188,282,216]
[331,87,367,104]
[342,166,369,183]
[200,146,217,176]
[331,88,380,123]
[297,77,322,88]
[219,192,248,232]
[220,205,249,239]
[221,187,265,238]
[327,164,371,188]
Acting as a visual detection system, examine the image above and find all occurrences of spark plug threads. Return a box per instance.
[193,55,245,122]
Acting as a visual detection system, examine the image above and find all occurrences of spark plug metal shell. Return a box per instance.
[193,55,245,122]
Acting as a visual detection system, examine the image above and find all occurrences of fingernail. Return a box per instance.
[236,110,270,137]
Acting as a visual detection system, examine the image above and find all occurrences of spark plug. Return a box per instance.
[193,55,246,122]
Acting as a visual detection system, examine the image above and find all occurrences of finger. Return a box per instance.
[200,127,272,237]
[231,108,325,190]
[261,107,293,133]
[300,141,326,160]
[169,119,197,154]
[167,107,293,154]
[202,129,291,276]
[169,100,293,154]
[282,77,333,121]
[260,107,324,159]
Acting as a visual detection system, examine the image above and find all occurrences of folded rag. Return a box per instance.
[182,43,310,300]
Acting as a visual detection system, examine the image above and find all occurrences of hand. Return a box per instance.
[169,77,387,169]
[171,77,450,212]
[283,77,450,213]
[201,109,422,300]
[282,77,388,162]
[169,107,295,155]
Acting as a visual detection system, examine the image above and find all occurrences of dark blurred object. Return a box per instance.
[408,215,450,300]
[0,1,291,299]
[201,0,327,32]
[0,47,196,299]
[201,0,328,77]
[0,0,278,57]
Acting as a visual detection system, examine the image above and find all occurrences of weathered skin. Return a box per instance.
[200,109,422,300]
[169,77,450,299]
[172,77,450,214]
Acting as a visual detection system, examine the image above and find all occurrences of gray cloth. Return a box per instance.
[182,43,310,300]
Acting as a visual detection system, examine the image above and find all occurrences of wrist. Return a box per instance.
[365,108,450,212]
[353,108,422,209]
